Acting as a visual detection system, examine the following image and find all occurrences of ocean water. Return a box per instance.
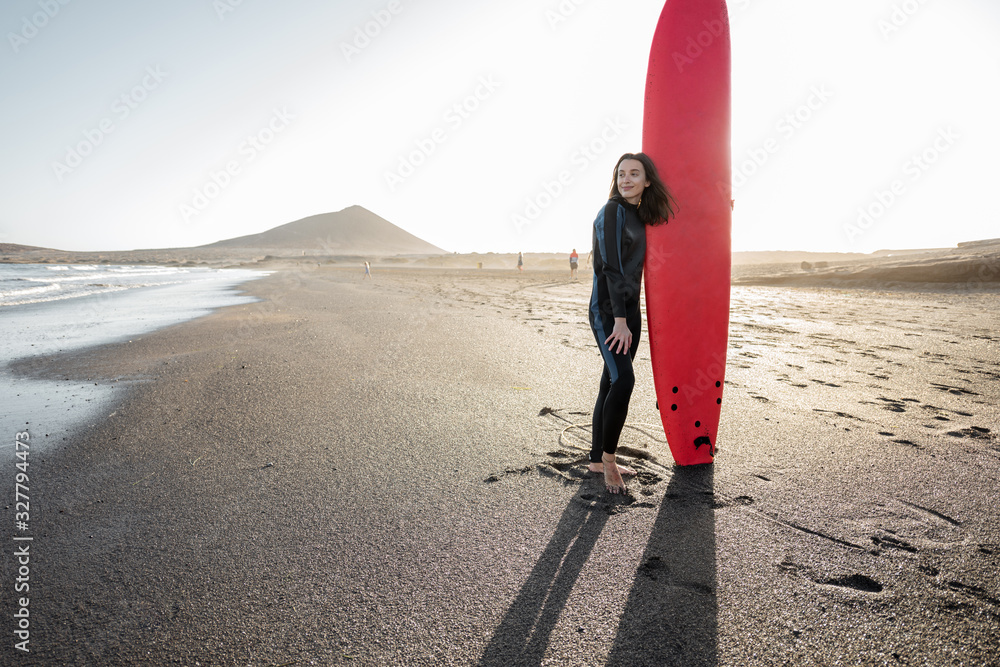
[1,264,267,460]
[0,263,217,308]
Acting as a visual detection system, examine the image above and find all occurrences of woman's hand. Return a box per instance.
[605,317,632,355]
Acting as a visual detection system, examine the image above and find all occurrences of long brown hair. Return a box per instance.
[608,152,677,226]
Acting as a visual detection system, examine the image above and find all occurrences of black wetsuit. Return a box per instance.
[589,197,646,463]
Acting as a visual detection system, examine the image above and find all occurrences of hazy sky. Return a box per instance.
[2,0,998,254]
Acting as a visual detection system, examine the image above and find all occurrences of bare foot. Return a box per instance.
[588,461,637,476]
[601,454,627,495]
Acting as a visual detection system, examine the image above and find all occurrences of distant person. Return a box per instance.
[517,252,523,272]
[363,261,372,280]
[589,152,677,494]
[569,248,579,280]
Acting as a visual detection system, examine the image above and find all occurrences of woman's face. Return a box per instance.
[617,158,650,205]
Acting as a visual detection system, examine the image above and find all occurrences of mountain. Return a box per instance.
[199,206,444,256]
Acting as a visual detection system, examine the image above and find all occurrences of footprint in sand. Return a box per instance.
[871,534,919,554]
[712,495,754,509]
[874,397,907,412]
[821,574,884,594]
[931,382,980,397]
[779,560,884,595]
[945,581,1000,606]
[945,426,993,440]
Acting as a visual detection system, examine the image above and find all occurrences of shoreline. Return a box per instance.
[2,267,998,665]
[3,239,999,292]
[0,267,267,460]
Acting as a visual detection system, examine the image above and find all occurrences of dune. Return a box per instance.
[734,240,1000,289]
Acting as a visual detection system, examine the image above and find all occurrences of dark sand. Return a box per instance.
[2,267,999,666]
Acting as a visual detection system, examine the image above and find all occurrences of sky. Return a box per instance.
[2,0,998,255]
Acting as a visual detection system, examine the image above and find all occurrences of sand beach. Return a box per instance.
[1,262,997,665]
[6,0,999,662]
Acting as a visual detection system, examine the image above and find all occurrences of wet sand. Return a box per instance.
[2,267,998,666]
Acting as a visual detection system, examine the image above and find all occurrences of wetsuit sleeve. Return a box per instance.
[598,200,629,318]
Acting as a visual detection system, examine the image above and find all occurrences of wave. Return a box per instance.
[0,265,236,308]
[0,283,62,300]
[0,284,135,307]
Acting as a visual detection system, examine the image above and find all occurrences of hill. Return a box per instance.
[0,243,56,254]
[200,206,444,256]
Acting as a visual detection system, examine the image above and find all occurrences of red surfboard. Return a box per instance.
[643,0,731,465]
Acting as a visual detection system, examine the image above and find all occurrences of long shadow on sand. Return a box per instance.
[479,465,716,666]
[478,488,611,666]
[606,464,717,666]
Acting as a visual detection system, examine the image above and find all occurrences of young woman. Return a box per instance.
[589,153,676,494]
